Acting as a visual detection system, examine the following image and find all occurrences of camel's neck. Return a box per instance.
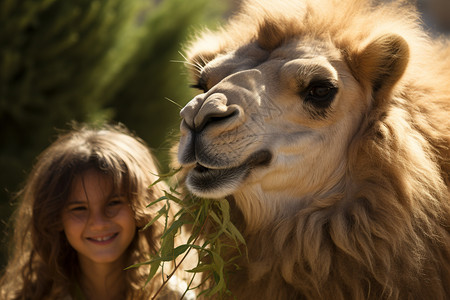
[231,178,347,235]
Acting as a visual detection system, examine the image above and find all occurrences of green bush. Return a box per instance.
[0,0,141,206]
[108,0,229,169]
[0,0,228,269]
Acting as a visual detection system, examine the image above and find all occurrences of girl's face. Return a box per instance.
[62,169,136,265]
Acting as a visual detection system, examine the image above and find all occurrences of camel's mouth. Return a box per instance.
[194,149,272,173]
[185,150,272,198]
[193,163,211,173]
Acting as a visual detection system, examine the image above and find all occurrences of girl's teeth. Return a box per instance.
[91,234,115,241]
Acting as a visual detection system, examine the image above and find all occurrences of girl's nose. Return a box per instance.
[87,209,110,230]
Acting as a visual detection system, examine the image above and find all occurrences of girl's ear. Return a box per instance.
[347,34,410,103]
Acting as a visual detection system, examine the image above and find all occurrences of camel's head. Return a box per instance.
[177,0,409,217]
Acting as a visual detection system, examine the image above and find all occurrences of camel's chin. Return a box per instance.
[185,164,247,198]
[185,150,272,198]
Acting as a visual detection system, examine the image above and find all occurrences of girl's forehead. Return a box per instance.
[68,168,116,203]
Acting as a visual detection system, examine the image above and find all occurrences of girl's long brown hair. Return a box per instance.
[0,124,172,299]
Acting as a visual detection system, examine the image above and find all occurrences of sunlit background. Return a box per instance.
[0,0,448,271]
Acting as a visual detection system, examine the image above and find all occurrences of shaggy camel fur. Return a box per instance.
[176,0,450,299]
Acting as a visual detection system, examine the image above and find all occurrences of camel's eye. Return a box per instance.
[304,81,338,108]
[189,83,207,93]
[189,77,208,93]
[310,86,331,98]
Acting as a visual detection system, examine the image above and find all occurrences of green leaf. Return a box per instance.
[226,221,246,247]
[146,195,168,208]
[218,198,230,225]
[141,204,167,231]
[144,260,162,287]
[160,229,175,259]
[151,167,182,180]
[163,190,184,204]
[169,185,181,195]
[172,244,190,258]
[186,263,213,273]
[161,218,185,239]
[207,251,225,295]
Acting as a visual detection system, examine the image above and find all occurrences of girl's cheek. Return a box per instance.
[118,206,137,228]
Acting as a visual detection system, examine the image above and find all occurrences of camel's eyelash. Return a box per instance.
[189,83,208,93]
[189,76,208,92]
[189,83,204,90]
[174,51,206,76]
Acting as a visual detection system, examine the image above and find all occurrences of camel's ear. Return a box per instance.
[348,34,409,99]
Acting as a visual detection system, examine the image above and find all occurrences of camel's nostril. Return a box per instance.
[195,110,239,132]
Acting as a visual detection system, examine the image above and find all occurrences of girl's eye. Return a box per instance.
[69,205,87,212]
[105,197,127,217]
[108,198,125,206]
[108,200,120,206]
[65,204,89,220]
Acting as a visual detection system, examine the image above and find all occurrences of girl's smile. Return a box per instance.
[86,232,119,244]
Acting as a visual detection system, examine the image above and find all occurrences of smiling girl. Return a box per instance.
[0,124,189,299]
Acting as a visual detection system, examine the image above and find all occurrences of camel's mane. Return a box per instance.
[189,1,428,71]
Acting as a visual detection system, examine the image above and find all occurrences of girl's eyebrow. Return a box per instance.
[66,200,87,205]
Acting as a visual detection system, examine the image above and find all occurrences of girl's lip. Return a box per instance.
[86,233,119,244]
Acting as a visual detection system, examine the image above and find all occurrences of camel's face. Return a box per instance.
[178,39,365,201]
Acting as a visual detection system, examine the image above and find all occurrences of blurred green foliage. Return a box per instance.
[0,0,229,269]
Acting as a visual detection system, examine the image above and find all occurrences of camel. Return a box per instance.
[176,0,450,298]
